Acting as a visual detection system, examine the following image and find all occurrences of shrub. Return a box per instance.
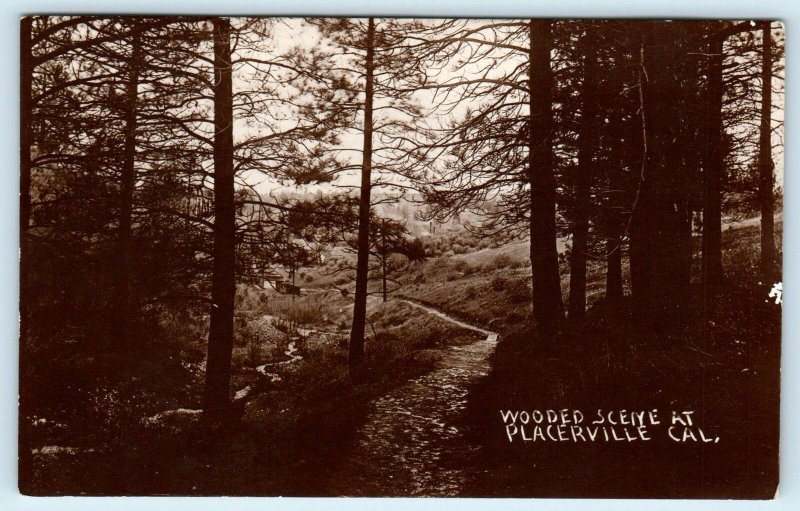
[490,275,508,292]
[461,262,479,276]
[246,337,261,366]
[271,317,292,334]
[511,258,529,269]
[506,309,529,327]
[480,253,518,272]
[493,253,514,268]
[452,243,468,254]
[451,259,470,273]
[506,278,531,304]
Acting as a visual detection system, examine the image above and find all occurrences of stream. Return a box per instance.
[327,300,498,496]
[256,339,303,383]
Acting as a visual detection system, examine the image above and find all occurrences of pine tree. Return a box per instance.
[758,21,777,283]
[567,23,598,320]
[413,19,566,341]
[309,17,430,378]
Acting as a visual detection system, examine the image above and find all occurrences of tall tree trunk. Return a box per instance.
[528,20,565,341]
[759,21,777,282]
[381,229,388,303]
[204,18,236,418]
[19,15,34,492]
[628,39,649,310]
[603,131,625,309]
[20,18,33,341]
[604,41,626,310]
[19,17,33,356]
[115,28,141,351]
[349,17,375,379]
[604,212,624,306]
[702,33,724,302]
[629,22,692,328]
[604,161,624,311]
[568,27,597,320]
[20,18,33,248]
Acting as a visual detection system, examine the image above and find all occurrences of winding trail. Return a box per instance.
[400,300,496,337]
[327,299,498,496]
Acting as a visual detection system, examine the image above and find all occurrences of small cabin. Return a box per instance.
[263,270,301,296]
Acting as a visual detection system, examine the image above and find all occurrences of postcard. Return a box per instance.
[19,17,783,498]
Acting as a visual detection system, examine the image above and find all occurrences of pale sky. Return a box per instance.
[228,18,785,199]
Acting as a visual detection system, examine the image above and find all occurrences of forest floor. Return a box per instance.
[461,220,783,499]
[21,216,782,497]
[22,291,483,495]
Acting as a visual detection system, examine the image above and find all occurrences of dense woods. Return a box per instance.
[20,17,783,497]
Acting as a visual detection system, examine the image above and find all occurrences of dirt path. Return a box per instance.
[326,300,498,496]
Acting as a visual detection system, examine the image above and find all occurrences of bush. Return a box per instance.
[510,258,529,269]
[506,278,531,304]
[492,253,514,268]
[490,275,508,292]
[271,317,292,334]
[481,253,519,272]
[451,259,470,273]
[461,262,479,276]
[452,243,468,254]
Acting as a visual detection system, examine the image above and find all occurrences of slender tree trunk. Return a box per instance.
[605,214,624,306]
[603,145,625,310]
[702,34,724,302]
[628,42,649,311]
[19,18,33,354]
[630,23,692,327]
[604,161,624,311]
[568,28,597,320]
[349,17,375,379]
[528,20,565,341]
[604,42,626,310]
[381,229,388,303]
[19,15,34,492]
[115,29,141,351]
[759,21,777,282]
[20,18,33,247]
[204,18,236,418]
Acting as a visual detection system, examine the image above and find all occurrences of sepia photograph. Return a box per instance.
[18,16,783,498]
